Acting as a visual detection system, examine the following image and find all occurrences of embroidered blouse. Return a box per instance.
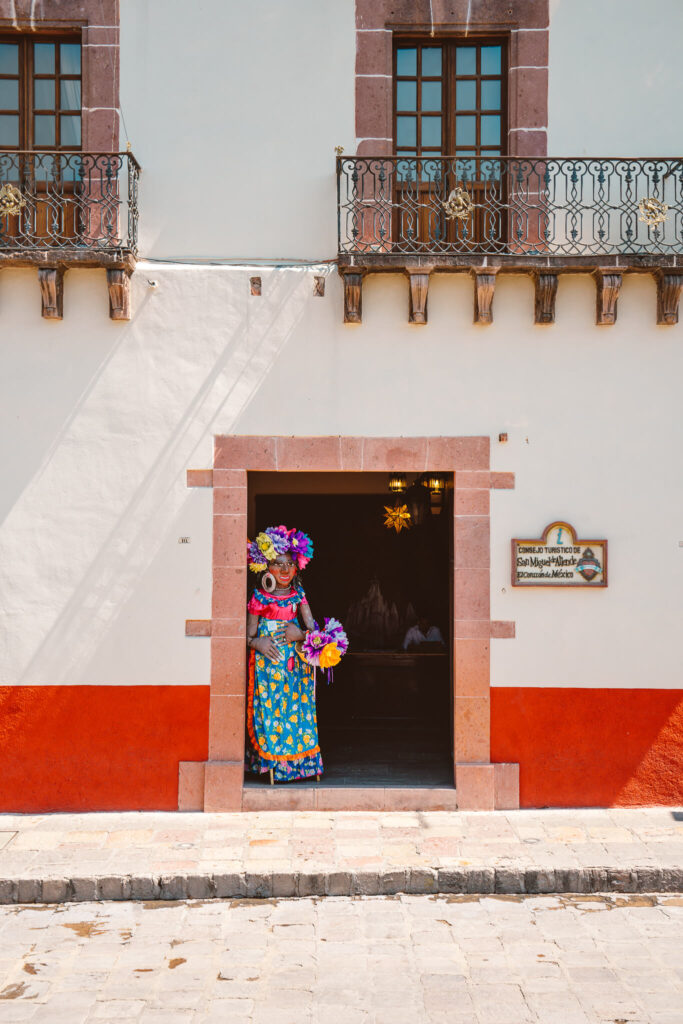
[247,583,308,622]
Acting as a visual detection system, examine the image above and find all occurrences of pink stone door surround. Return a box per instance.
[181,435,519,812]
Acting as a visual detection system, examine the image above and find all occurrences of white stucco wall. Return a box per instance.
[119,0,356,260]
[1,264,682,690]
[548,0,683,155]
[2,4,682,695]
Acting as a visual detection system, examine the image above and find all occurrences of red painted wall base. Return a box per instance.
[2,685,681,811]
[491,687,683,808]
[0,686,209,812]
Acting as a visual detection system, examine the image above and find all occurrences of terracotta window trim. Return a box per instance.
[355,0,548,159]
[0,0,119,151]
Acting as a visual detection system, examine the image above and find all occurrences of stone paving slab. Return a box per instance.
[0,808,681,902]
[0,893,681,1022]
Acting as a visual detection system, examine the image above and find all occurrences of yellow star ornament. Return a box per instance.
[384,504,412,533]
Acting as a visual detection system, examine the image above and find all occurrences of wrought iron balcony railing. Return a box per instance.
[337,156,683,260]
[0,151,140,257]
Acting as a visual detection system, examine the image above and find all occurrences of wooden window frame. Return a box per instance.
[392,35,509,159]
[0,32,82,151]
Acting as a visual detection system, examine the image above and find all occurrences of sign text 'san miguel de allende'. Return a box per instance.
[512,521,608,587]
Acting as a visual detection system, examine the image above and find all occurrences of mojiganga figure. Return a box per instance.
[245,525,322,783]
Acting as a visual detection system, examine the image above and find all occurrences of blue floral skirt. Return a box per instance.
[246,620,323,782]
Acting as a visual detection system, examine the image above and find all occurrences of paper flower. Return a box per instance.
[255,531,277,562]
[247,540,268,573]
[266,525,291,555]
[324,617,349,657]
[319,642,341,669]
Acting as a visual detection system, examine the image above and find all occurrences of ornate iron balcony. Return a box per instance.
[0,150,140,258]
[337,155,683,260]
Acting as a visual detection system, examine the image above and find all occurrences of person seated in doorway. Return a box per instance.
[402,616,445,651]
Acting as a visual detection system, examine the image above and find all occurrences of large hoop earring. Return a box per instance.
[262,571,276,593]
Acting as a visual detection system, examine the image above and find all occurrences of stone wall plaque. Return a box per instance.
[512,521,608,587]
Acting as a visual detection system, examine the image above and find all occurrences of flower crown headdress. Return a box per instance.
[247,525,314,574]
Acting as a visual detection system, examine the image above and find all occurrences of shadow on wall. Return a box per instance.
[491,688,683,807]
[0,267,314,688]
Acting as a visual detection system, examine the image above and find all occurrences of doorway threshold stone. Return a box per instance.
[241,785,458,812]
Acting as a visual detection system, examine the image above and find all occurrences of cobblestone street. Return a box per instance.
[0,893,680,1024]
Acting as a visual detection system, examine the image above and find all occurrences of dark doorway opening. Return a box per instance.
[247,472,453,788]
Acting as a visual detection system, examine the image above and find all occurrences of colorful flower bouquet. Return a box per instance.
[301,618,349,682]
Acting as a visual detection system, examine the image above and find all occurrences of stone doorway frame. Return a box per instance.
[181,435,519,811]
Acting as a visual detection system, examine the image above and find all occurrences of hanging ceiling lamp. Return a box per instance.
[388,474,407,494]
[404,479,429,527]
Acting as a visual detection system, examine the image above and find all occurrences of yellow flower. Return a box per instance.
[319,642,341,669]
[256,532,277,562]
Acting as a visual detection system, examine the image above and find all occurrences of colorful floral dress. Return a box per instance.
[245,584,323,782]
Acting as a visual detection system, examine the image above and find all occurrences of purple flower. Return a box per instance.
[289,530,313,561]
[324,617,349,656]
[247,539,268,573]
[266,525,290,555]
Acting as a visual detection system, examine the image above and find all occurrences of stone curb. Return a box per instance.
[2,865,682,903]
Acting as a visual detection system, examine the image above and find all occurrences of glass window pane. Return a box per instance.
[421,115,441,148]
[60,114,80,146]
[396,80,417,111]
[456,47,476,75]
[396,48,417,76]
[60,43,81,75]
[481,45,501,75]
[456,115,476,147]
[34,79,55,110]
[0,44,18,75]
[0,79,18,109]
[421,81,441,111]
[481,114,501,146]
[456,80,476,109]
[0,114,18,146]
[34,114,55,145]
[34,43,55,74]
[481,80,501,110]
[60,79,80,111]
[396,116,416,148]
[422,47,442,76]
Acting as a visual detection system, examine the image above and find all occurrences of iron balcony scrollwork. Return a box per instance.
[0,151,140,255]
[337,156,683,257]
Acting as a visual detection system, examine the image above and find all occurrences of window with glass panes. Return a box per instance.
[394,40,506,159]
[0,37,81,150]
